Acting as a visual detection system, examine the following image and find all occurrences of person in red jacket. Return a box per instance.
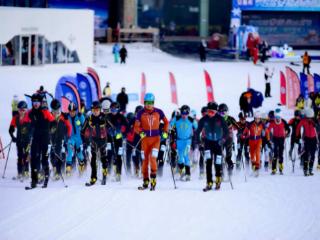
[26,93,55,189]
[296,108,317,176]
[9,100,31,180]
[134,93,169,191]
[268,112,290,175]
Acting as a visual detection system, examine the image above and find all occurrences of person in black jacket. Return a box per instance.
[119,44,127,64]
[106,102,128,181]
[116,87,129,113]
[26,93,55,189]
[81,101,111,186]
[195,101,229,191]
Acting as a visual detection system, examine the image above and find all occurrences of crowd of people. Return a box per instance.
[7,86,320,191]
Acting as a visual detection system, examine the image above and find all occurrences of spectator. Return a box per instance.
[120,45,128,64]
[302,51,311,74]
[116,87,129,113]
[103,82,112,98]
[112,43,120,63]
[199,39,207,62]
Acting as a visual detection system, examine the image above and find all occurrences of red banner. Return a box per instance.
[87,67,102,99]
[286,67,300,109]
[61,96,71,113]
[0,137,5,159]
[280,71,286,105]
[308,74,314,93]
[169,72,178,105]
[140,72,146,104]
[204,70,215,102]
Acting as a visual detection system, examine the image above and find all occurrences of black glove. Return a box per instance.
[11,136,17,143]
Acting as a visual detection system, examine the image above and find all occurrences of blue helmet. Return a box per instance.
[144,93,155,102]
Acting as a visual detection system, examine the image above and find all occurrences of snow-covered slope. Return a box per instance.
[0,43,320,240]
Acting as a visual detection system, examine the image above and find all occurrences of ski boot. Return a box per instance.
[203,182,213,192]
[25,181,37,190]
[150,178,156,191]
[264,161,269,172]
[78,161,85,175]
[304,170,309,177]
[215,177,222,190]
[138,179,149,190]
[42,175,49,188]
[66,165,72,177]
[54,173,60,181]
[115,173,121,182]
[23,171,29,179]
[279,163,284,175]
[309,170,314,176]
[185,174,191,182]
[85,178,97,186]
[271,169,276,175]
[101,168,108,185]
[38,173,44,184]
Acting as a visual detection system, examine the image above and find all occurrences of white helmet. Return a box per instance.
[254,111,261,119]
[305,108,314,118]
[101,99,111,111]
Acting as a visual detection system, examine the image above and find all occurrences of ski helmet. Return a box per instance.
[144,93,155,102]
[180,105,190,115]
[50,99,61,110]
[268,110,275,119]
[31,93,42,102]
[91,101,101,109]
[218,103,228,113]
[207,101,218,111]
[68,102,77,112]
[305,108,314,118]
[201,106,208,114]
[126,112,135,122]
[110,102,120,113]
[238,112,245,120]
[254,111,261,119]
[135,105,144,114]
[17,101,28,109]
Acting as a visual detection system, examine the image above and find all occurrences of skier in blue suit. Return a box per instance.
[170,105,197,181]
[66,102,85,175]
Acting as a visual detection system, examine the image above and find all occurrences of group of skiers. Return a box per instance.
[7,86,320,191]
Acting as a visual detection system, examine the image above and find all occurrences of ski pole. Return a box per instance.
[168,146,177,189]
[0,142,12,154]
[2,141,12,179]
[51,146,68,188]
[241,151,247,182]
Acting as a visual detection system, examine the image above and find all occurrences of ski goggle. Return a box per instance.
[92,108,100,114]
[32,101,41,107]
[207,110,216,117]
[144,101,154,106]
[110,107,119,113]
[18,108,27,112]
[181,110,189,115]
[52,109,61,114]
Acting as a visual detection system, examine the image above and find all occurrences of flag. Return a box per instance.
[141,72,146,104]
[280,71,286,105]
[61,96,71,113]
[247,74,251,89]
[169,72,178,105]
[286,67,300,109]
[314,74,320,93]
[299,72,308,99]
[76,73,93,110]
[204,70,215,102]
[307,74,314,93]
[87,67,102,99]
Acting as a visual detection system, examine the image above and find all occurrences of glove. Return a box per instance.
[140,132,146,139]
[115,133,123,140]
[162,132,168,139]
[218,138,225,147]
[11,136,17,143]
